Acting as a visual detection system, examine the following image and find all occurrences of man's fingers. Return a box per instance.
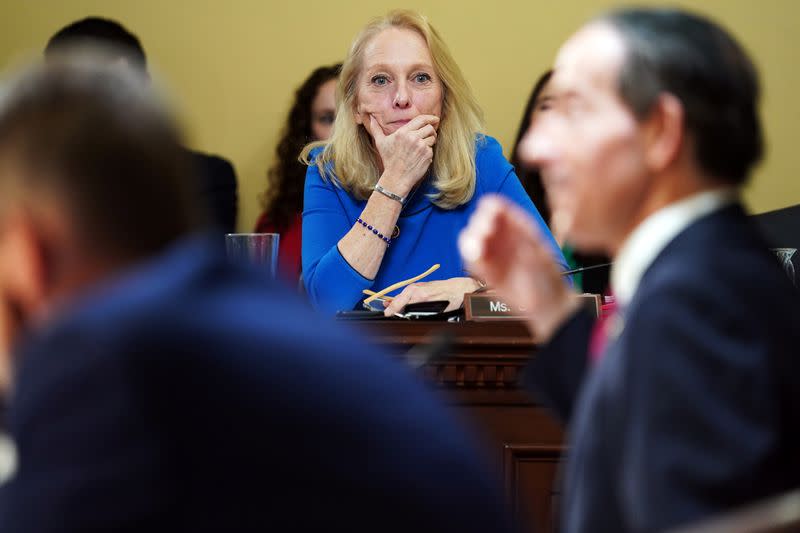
[485,198,557,267]
[461,195,566,298]
[459,196,509,263]
[460,207,512,288]
[497,197,545,242]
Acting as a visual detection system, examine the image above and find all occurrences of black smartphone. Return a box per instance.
[401,300,450,315]
[335,310,387,320]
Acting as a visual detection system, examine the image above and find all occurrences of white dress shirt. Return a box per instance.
[611,188,740,309]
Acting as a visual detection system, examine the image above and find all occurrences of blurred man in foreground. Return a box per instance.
[460,7,800,532]
[0,55,509,532]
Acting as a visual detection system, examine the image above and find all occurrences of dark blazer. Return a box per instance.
[0,236,509,532]
[189,150,238,233]
[527,204,800,532]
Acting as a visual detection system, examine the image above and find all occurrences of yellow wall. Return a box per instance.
[1,0,798,230]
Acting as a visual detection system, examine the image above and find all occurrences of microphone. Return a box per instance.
[561,262,613,277]
[473,262,614,296]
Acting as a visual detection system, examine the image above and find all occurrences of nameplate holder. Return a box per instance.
[464,291,601,322]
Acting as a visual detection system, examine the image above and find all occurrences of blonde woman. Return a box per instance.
[302,10,566,314]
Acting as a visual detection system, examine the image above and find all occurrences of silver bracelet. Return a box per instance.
[373,184,405,205]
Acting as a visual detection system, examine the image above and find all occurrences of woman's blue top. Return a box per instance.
[302,135,568,313]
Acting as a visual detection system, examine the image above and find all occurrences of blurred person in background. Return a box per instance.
[45,16,240,234]
[255,63,341,281]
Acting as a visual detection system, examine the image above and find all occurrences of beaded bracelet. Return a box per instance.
[356,217,392,246]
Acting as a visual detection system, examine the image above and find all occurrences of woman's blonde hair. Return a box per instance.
[301,10,484,209]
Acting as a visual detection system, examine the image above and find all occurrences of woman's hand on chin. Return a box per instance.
[367,114,439,195]
[382,277,479,316]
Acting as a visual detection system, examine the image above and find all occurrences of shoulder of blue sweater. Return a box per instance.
[475,133,502,153]
[474,134,511,183]
[305,145,342,187]
[308,144,326,161]
[475,134,506,163]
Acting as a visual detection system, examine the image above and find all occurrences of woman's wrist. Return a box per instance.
[373,183,405,205]
[377,172,414,198]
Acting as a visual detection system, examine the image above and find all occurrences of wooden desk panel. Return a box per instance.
[355,320,565,533]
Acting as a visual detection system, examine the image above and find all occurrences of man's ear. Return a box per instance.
[0,211,50,319]
[642,93,685,174]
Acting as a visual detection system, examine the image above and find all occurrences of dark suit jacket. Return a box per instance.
[0,236,509,532]
[527,204,800,532]
[753,203,800,250]
[189,150,238,233]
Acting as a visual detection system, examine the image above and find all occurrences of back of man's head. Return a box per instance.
[0,54,200,263]
[45,17,147,73]
[599,8,763,185]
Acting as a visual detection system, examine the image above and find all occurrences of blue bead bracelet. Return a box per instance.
[356,217,391,246]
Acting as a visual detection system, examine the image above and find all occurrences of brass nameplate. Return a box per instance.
[464,291,601,322]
